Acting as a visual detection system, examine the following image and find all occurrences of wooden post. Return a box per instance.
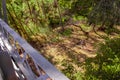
[0,1,2,18]
[0,52,18,80]
[1,0,8,23]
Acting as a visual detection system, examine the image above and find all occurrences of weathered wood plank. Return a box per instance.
[0,19,69,80]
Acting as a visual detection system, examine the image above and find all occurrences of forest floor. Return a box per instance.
[29,22,119,78]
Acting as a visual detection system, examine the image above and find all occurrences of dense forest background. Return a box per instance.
[5,0,120,80]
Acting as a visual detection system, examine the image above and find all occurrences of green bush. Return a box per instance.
[84,38,120,80]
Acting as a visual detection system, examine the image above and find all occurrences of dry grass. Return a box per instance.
[29,25,104,73]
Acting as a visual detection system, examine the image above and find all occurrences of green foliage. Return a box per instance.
[85,38,120,80]
[71,0,95,17]
[7,0,120,37]
[73,15,86,21]
[59,0,73,9]
[38,26,51,34]
[61,28,72,36]
[73,72,83,80]
[62,60,83,80]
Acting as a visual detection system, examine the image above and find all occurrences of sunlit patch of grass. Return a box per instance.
[81,24,92,32]
[73,15,87,21]
[38,26,51,35]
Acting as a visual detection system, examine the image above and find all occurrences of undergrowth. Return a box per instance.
[84,38,120,80]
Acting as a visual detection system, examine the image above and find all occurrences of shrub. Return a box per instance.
[84,38,120,80]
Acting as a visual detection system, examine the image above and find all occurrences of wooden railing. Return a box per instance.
[0,19,69,80]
